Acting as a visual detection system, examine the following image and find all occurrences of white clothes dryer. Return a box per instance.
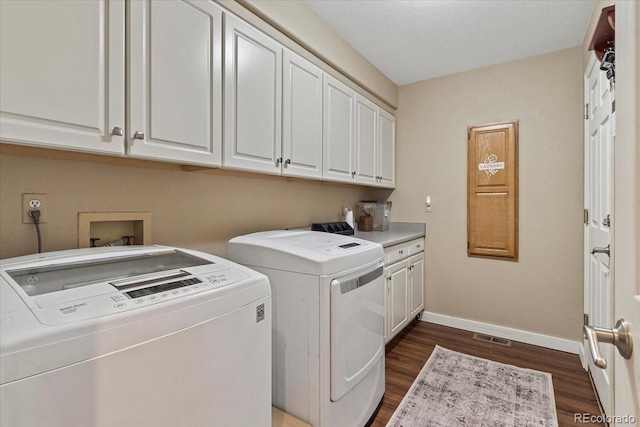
[0,245,271,427]
[228,230,385,427]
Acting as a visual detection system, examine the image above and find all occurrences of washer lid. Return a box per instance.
[0,246,270,385]
[228,230,383,275]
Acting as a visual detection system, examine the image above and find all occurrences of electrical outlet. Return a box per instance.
[22,193,47,224]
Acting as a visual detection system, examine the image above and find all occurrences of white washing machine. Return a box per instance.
[228,230,385,427]
[0,245,271,427]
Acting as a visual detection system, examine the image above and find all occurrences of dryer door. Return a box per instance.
[330,262,384,402]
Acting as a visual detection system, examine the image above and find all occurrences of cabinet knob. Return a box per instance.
[276,157,282,166]
[352,171,356,177]
[133,131,145,140]
[112,126,123,136]
[284,159,291,167]
[399,250,403,254]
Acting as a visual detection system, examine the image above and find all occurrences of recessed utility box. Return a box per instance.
[78,212,152,248]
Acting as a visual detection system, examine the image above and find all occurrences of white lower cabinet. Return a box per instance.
[408,253,425,318]
[385,260,409,343]
[384,239,425,344]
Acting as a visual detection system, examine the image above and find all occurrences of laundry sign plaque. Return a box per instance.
[478,154,505,178]
[467,121,519,260]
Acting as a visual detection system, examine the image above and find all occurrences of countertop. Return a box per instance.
[355,222,426,247]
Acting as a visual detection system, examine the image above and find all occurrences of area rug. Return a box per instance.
[386,346,558,427]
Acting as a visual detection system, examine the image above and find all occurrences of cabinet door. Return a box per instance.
[354,95,378,186]
[128,0,222,166]
[0,0,124,154]
[282,49,323,179]
[224,15,282,174]
[323,75,355,183]
[387,260,409,341]
[408,253,424,318]
[384,266,390,343]
[378,109,396,188]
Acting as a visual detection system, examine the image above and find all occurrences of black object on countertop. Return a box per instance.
[311,222,354,236]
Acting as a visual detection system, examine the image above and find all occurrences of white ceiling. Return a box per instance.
[303,0,596,86]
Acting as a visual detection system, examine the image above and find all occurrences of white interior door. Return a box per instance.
[584,54,614,416]
[612,0,639,420]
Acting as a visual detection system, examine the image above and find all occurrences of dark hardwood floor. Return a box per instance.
[367,320,604,427]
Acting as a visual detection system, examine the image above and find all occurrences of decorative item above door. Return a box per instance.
[588,5,615,86]
[467,121,519,260]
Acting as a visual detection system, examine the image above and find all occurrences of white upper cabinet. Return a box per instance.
[323,75,356,183]
[128,0,222,166]
[0,0,395,186]
[0,0,125,155]
[378,109,396,188]
[354,95,378,186]
[282,49,324,179]
[224,14,282,174]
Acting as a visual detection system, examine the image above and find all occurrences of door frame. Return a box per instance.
[612,0,639,419]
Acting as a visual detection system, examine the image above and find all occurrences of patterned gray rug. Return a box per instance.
[386,346,558,427]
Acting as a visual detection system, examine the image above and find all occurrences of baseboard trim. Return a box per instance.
[420,311,581,355]
[578,342,588,370]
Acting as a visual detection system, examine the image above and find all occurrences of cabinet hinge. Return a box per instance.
[584,313,589,326]
[584,103,589,120]
[467,132,471,140]
[584,208,589,225]
[467,241,470,249]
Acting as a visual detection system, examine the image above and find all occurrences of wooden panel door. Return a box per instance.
[224,14,282,174]
[323,75,355,183]
[282,49,323,179]
[467,121,518,259]
[378,109,396,188]
[354,95,378,186]
[128,0,222,166]
[0,0,124,155]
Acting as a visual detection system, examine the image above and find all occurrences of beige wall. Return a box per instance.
[217,0,398,109]
[392,47,584,341]
[0,149,386,259]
